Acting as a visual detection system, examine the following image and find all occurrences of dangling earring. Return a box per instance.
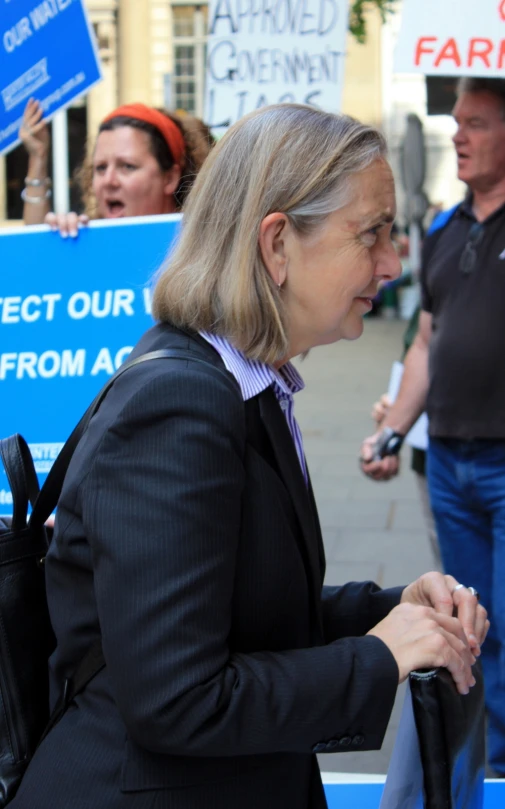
[277,282,282,291]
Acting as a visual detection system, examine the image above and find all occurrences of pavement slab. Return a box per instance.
[293,317,439,775]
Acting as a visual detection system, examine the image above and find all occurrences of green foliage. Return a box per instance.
[349,0,396,44]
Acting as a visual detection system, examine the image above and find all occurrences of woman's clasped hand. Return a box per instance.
[369,572,488,695]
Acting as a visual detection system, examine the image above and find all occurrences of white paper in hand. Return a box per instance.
[379,684,424,809]
[387,362,428,452]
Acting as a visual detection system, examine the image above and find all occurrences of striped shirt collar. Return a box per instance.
[200,332,308,485]
[200,332,304,401]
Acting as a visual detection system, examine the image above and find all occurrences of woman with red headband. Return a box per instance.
[19,98,213,236]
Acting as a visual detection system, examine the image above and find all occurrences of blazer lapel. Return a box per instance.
[307,473,326,584]
[258,388,324,634]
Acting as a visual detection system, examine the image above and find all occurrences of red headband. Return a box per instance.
[102,103,186,167]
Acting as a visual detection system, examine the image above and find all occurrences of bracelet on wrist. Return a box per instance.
[25,176,51,188]
[21,188,52,204]
[371,428,405,461]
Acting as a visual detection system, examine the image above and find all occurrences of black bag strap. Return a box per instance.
[0,434,41,533]
[30,348,221,528]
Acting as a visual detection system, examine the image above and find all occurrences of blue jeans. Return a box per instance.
[427,437,505,774]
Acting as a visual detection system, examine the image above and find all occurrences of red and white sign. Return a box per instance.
[395,0,505,76]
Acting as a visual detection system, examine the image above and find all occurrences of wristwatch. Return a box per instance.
[371,427,405,461]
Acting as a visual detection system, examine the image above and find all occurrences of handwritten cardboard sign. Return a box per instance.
[204,0,348,136]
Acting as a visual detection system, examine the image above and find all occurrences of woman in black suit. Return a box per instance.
[12,104,488,809]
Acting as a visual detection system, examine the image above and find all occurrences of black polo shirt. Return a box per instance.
[421,197,505,440]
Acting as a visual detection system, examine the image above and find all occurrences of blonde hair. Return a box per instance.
[75,109,214,217]
[153,104,387,364]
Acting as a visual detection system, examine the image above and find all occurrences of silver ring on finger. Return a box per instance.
[467,586,480,601]
[452,583,465,593]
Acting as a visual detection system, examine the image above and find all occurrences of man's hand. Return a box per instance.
[360,430,401,481]
[362,313,432,482]
[371,393,392,427]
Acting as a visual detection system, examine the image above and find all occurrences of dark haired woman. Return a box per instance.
[19,98,213,235]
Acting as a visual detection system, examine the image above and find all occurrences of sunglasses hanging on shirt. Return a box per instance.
[459,223,484,275]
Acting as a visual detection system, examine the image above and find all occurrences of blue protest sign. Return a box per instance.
[0,214,181,512]
[0,0,102,155]
[321,778,504,808]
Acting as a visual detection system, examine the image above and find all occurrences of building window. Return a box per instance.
[171,3,208,117]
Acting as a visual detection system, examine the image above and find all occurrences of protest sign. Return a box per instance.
[204,0,348,137]
[321,775,503,809]
[0,215,181,510]
[395,0,505,76]
[0,0,102,155]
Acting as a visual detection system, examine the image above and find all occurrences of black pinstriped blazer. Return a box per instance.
[12,323,402,809]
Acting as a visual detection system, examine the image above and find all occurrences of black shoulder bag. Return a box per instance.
[0,348,221,806]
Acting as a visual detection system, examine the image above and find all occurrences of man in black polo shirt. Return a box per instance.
[361,77,505,775]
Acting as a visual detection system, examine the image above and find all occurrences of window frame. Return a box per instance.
[171,1,208,118]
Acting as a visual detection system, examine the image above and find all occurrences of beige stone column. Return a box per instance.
[150,0,172,108]
[118,0,152,104]
[342,6,383,127]
[85,0,119,148]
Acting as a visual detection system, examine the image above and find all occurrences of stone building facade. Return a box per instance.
[0,2,399,224]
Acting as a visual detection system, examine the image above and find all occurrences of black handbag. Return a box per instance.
[0,347,215,806]
[410,662,485,809]
[0,437,55,803]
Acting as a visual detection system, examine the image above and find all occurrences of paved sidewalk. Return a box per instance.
[293,317,439,775]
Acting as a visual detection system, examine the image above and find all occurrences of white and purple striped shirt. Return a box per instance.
[200,333,308,484]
